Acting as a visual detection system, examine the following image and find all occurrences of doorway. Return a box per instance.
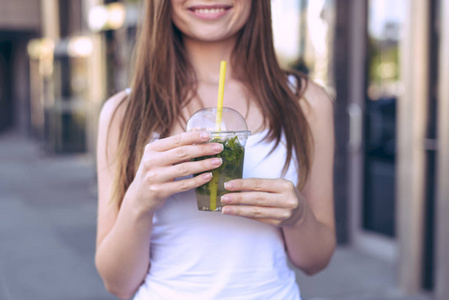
[348,0,407,260]
[0,40,13,132]
[363,0,403,238]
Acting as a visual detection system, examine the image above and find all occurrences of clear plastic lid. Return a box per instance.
[186,107,250,134]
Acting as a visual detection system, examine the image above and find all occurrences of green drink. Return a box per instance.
[186,107,250,212]
[194,133,246,211]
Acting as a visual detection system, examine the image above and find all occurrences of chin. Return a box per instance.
[190,34,233,43]
[186,27,236,43]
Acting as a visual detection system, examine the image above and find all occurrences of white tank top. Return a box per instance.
[133,130,302,300]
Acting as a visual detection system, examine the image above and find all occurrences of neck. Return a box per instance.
[183,36,237,84]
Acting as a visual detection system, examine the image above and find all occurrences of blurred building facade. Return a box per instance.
[0,0,40,134]
[0,0,448,299]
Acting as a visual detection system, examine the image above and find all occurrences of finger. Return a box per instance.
[162,142,223,165]
[224,178,294,193]
[222,205,292,220]
[247,218,281,226]
[157,157,222,182]
[151,131,210,152]
[164,171,213,194]
[221,192,292,208]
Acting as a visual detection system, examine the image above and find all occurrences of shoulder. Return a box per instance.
[97,91,130,158]
[298,79,335,148]
[299,79,334,123]
[99,90,129,126]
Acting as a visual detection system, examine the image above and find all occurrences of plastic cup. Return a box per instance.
[186,107,250,212]
[193,131,249,211]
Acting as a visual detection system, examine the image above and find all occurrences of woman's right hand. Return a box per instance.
[126,131,223,213]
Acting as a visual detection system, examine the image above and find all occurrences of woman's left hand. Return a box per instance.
[221,178,307,227]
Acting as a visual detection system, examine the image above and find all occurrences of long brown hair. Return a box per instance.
[110,0,312,208]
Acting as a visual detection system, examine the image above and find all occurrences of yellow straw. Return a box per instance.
[209,61,226,211]
[215,61,226,131]
[209,175,218,211]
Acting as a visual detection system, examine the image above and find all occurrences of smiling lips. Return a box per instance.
[188,5,232,20]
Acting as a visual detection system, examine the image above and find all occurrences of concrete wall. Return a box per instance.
[0,0,41,31]
[397,0,429,293]
[435,0,449,298]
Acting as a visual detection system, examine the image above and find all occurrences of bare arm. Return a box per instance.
[281,82,336,275]
[95,93,223,299]
[95,92,153,299]
[220,81,336,275]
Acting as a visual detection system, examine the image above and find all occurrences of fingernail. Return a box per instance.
[222,207,231,215]
[221,194,230,203]
[202,172,212,180]
[212,143,224,152]
[224,182,234,190]
[211,158,222,166]
[200,132,210,140]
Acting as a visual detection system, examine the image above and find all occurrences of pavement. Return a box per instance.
[0,132,432,300]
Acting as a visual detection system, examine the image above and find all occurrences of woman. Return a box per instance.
[95,0,336,299]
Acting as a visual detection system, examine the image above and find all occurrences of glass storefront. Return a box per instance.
[363,0,406,237]
[272,0,335,90]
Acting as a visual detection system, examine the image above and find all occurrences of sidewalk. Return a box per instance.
[294,249,430,300]
[0,132,431,300]
[0,133,112,300]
